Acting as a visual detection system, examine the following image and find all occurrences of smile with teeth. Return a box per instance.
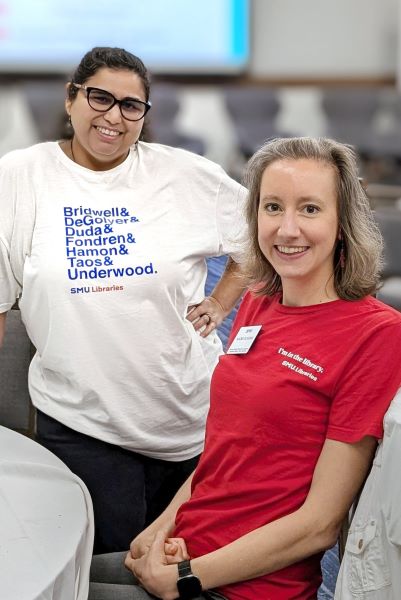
[276,245,308,254]
[95,126,120,137]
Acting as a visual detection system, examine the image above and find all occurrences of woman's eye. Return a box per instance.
[265,203,280,213]
[304,205,319,214]
[122,99,142,113]
[92,92,112,105]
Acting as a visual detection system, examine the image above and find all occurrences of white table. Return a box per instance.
[0,425,94,600]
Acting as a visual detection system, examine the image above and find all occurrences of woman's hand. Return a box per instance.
[129,474,193,561]
[130,526,169,559]
[125,531,179,600]
[129,530,188,564]
[187,296,227,338]
[164,537,190,564]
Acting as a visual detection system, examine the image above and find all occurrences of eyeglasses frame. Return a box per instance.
[71,82,152,121]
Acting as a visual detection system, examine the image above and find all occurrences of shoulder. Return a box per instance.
[137,140,219,170]
[0,142,58,172]
[137,141,244,190]
[352,295,401,328]
[227,291,276,345]
[237,290,277,320]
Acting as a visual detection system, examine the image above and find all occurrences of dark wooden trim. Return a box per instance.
[228,76,397,88]
[1,72,396,88]
[149,74,398,88]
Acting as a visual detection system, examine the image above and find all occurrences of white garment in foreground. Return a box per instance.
[0,425,94,600]
[335,388,401,599]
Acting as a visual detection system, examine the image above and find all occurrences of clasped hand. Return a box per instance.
[125,530,189,600]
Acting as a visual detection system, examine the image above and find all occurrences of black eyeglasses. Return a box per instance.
[72,83,152,121]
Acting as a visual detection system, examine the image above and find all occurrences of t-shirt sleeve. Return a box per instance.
[0,162,22,311]
[327,320,401,442]
[0,240,20,312]
[215,172,248,263]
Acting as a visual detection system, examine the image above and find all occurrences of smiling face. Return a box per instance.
[66,67,146,170]
[257,158,340,305]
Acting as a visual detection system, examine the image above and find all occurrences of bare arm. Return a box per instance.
[187,258,246,337]
[191,436,376,588]
[130,436,376,599]
[0,311,7,348]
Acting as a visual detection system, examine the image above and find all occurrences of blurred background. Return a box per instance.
[1,2,401,596]
[2,0,401,199]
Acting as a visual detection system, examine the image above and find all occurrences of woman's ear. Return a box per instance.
[65,82,72,115]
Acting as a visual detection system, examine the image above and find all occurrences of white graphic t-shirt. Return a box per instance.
[0,141,247,460]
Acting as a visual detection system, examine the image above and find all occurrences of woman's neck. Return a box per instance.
[59,139,130,171]
[281,279,339,307]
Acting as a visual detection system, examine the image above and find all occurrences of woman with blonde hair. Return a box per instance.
[89,137,401,600]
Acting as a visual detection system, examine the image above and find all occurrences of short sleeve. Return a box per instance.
[215,172,248,263]
[0,239,20,312]
[327,320,401,442]
[0,162,20,311]
[0,152,36,311]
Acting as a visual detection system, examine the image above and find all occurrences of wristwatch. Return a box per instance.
[177,560,202,599]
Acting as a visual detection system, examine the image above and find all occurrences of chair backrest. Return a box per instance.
[224,85,280,120]
[374,207,401,279]
[149,83,181,123]
[0,309,35,436]
[21,79,67,142]
[321,87,380,123]
[321,87,381,149]
[147,83,181,142]
[146,83,205,155]
[222,86,286,158]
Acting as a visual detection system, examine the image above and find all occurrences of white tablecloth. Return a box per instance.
[0,425,94,600]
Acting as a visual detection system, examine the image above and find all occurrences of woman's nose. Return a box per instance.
[104,104,122,124]
[278,213,301,237]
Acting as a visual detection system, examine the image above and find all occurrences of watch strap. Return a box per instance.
[178,559,192,578]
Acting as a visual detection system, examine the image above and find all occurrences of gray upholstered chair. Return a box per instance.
[147,83,205,155]
[375,207,401,311]
[0,309,35,436]
[321,87,381,157]
[20,79,67,142]
[223,85,289,159]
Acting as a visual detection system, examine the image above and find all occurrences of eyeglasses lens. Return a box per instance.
[88,89,146,121]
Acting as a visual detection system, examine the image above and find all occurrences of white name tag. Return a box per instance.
[226,325,262,354]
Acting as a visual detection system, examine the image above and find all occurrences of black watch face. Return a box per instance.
[177,574,202,599]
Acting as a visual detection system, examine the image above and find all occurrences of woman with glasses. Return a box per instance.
[0,47,246,554]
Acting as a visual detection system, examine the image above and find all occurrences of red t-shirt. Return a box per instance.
[174,292,401,600]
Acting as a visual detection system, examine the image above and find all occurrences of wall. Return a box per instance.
[250,0,399,80]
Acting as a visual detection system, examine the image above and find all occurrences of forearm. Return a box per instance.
[209,258,245,315]
[191,505,332,590]
[132,430,376,598]
[136,505,334,599]
[192,437,376,590]
[188,258,246,337]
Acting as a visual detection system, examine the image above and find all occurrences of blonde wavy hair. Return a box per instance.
[242,137,383,300]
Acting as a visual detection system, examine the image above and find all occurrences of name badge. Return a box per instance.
[226,325,262,354]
